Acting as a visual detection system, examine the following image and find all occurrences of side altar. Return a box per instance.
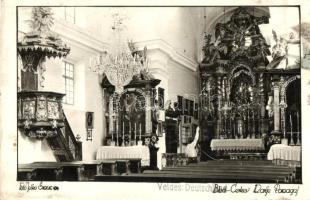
[199,7,301,157]
[102,74,161,146]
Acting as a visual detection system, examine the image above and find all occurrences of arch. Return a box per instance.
[228,64,256,86]
[280,75,301,98]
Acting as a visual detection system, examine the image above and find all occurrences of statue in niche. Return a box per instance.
[266,93,274,117]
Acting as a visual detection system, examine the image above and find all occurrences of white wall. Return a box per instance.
[18,6,201,162]
[18,131,56,164]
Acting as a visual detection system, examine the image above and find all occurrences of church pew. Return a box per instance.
[143,170,292,182]
[191,160,276,166]
[164,164,296,181]
[142,171,290,182]
[19,160,115,181]
[18,158,142,181]
[18,163,64,181]
[17,168,36,181]
[99,158,142,174]
[144,169,292,177]
[162,167,295,175]
[94,173,288,183]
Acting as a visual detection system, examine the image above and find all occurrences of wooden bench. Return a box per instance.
[19,161,116,181]
[100,158,142,174]
[18,158,142,181]
[228,153,267,160]
[95,173,288,183]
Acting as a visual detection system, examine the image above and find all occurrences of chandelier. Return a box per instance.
[89,12,146,94]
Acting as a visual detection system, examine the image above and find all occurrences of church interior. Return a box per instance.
[17,6,302,183]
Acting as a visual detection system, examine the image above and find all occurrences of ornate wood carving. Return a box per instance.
[18,91,65,139]
[201,7,270,70]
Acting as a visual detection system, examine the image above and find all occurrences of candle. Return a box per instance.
[139,123,142,140]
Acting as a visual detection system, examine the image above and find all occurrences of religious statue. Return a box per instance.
[266,94,274,117]
[268,30,288,69]
[184,126,200,163]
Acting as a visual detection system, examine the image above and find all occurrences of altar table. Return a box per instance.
[267,144,301,167]
[210,139,265,151]
[96,146,150,166]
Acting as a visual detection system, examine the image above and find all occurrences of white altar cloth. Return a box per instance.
[267,144,301,162]
[210,139,265,151]
[96,146,150,166]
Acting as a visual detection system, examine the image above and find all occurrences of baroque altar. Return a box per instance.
[199,7,301,154]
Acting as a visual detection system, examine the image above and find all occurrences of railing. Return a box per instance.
[62,111,82,161]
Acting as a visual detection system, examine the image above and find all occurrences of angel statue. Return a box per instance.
[267,30,288,69]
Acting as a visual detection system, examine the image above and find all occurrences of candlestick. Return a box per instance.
[289,115,294,145]
[297,112,300,133]
[229,117,231,138]
[134,123,137,144]
[122,121,125,146]
[129,122,132,139]
[296,112,301,145]
[139,123,142,140]
[252,112,255,138]
[116,122,119,146]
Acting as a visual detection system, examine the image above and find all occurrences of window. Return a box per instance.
[62,61,74,105]
[64,7,75,24]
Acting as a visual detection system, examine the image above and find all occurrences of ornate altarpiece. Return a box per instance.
[102,70,161,146]
[199,7,301,148]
